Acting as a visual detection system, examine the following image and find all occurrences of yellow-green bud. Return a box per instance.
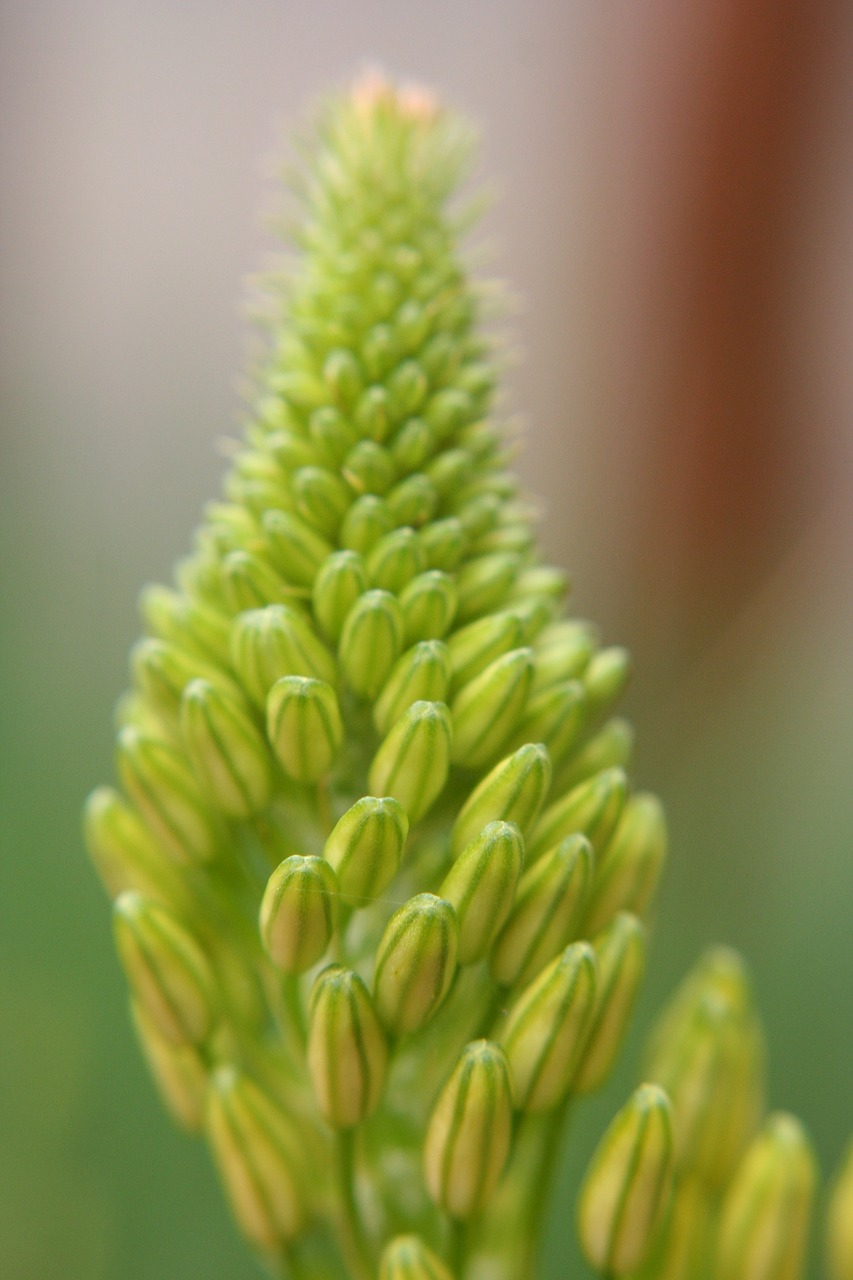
[340,493,394,554]
[262,507,333,587]
[528,766,626,863]
[307,965,388,1128]
[530,620,597,693]
[291,464,351,538]
[508,678,587,764]
[556,716,634,793]
[323,347,364,410]
[116,727,219,864]
[450,742,552,855]
[259,855,338,974]
[440,821,524,965]
[716,1113,817,1280]
[180,679,273,817]
[222,549,298,613]
[423,1040,513,1219]
[374,641,451,737]
[491,834,594,989]
[207,1066,303,1250]
[583,791,667,934]
[84,785,187,906]
[450,647,534,769]
[420,516,466,572]
[368,700,452,823]
[230,603,336,705]
[130,637,237,726]
[113,892,215,1045]
[367,526,426,594]
[398,570,458,644]
[266,676,343,783]
[577,1082,675,1276]
[379,1235,454,1280]
[308,405,358,463]
[454,552,519,624]
[339,588,405,700]
[583,645,632,719]
[140,581,231,666]
[344,439,395,492]
[131,1000,208,1131]
[391,416,433,471]
[500,940,597,1112]
[446,611,524,691]
[311,549,368,642]
[374,893,459,1036]
[827,1138,853,1280]
[573,912,646,1094]
[386,473,439,529]
[323,795,409,903]
[631,1176,713,1280]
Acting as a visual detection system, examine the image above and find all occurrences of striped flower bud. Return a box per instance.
[632,1176,713,1280]
[556,716,634,793]
[116,727,219,864]
[307,965,388,1128]
[374,641,451,736]
[386,473,438,529]
[454,553,519,624]
[716,1113,817,1280]
[424,1040,513,1219]
[530,620,597,692]
[113,892,215,1045]
[440,822,524,964]
[528,766,626,863]
[180,679,273,817]
[491,834,594,989]
[344,440,395,493]
[262,507,333,587]
[367,527,426,594]
[340,494,394,554]
[140,582,231,666]
[583,791,667,934]
[230,604,336,705]
[222,548,297,613]
[577,1083,675,1276]
[828,1138,853,1280]
[207,1066,304,1250]
[374,893,458,1036]
[84,785,188,906]
[131,1000,207,1131]
[447,611,524,691]
[573,912,646,1094]
[311,549,367,642]
[450,647,534,769]
[291,464,351,538]
[339,589,405,700]
[450,742,552,855]
[398,570,457,644]
[419,516,466,572]
[259,855,338,974]
[266,676,343,783]
[379,1236,454,1280]
[130,637,236,726]
[499,941,597,1112]
[323,795,409,902]
[508,679,587,764]
[583,645,632,719]
[368,700,452,823]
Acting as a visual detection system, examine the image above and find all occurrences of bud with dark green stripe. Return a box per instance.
[379,1235,454,1280]
[368,700,452,823]
[311,550,367,642]
[266,676,343,783]
[440,821,523,965]
[323,795,408,903]
[450,742,551,856]
[181,679,273,817]
[424,1040,513,1219]
[632,1176,713,1280]
[398,570,457,644]
[584,792,667,934]
[307,965,388,1128]
[450,647,533,769]
[116,727,219,864]
[573,913,646,1094]
[259,855,338,974]
[339,589,405,700]
[262,507,333,587]
[556,717,634,793]
[528,766,626,863]
[131,1000,207,1131]
[374,893,458,1037]
[84,785,188,907]
[373,641,451,736]
[583,645,631,719]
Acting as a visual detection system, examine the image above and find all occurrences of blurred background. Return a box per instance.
[1,1,852,1276]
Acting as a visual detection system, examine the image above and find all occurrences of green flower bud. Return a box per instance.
[308,405,359,465]
[307,965,388,1128]
[528,766,626,864]
[440,822,524,964]
[388,358,429,419]
[507,564,568,611]
[500,941,598,1112]
[716,1113,817,1280]
[131,1000,207,1131]
[230,603,336,705]
[266,676,343,783]
[340,494,394,554]
[492,834,594,989]
[323,347,364,410]
[386,473,439,528]
[84,785,188,906]
[368,700,452,823]
[374,641,451,736]
[426,447,472,497]
[130,637,235,727]
[508,679,587,764]
[367,527,426,594]
[446,611,525,691]
[573,912,646,1094]
[530,620,597,692]
[339,589,405,700]
[390,417,434,471]
[399,570,458,644]
[140,582,232,666]
[116,727,219,864]
[374,893,459,1037]
[454,553,519,625]
[631,1176,713,1280]
[556,716,634,793]
[291,464,352,538]
[424,1040,513,1219]
[584,791,667,934]
[828,1138,853,1280]
[323,795,409,902]
[262,508,333,587]
[583,645,631,719]
[344,438,395,491]
[379,1235,454,1280]
[273,366,327,411]
[419,516,466,572]
[259,855,338,974]
[311,549,367,642]
[577,1083,675,1276]
[222,549,301,613]
[450,647,534,769]
[207,1066,304,1250]
[450,742,552,856]
[113,892,216,1045]
[181,679,273,817]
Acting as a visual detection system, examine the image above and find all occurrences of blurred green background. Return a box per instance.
[2,2,852,1277]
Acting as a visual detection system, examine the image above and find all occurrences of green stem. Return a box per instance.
[447,1217,467,1277]
[333,1129,373,1280]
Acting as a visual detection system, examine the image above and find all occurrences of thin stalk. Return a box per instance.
[333,1128,373,1280]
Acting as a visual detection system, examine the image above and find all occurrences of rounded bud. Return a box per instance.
[419,516,466,572]
[528,766,627,863]
[311,549,367,642]
[222,549,297,613]
[266,676,343,783]
[131,1000,207,1131]
[261,507,333,587]
[368,700,452,823]
[230,603,336,705]
[398,570,458,644]
[366,526,426,594]
[573,913,646,1094]
[323,795,409,903]
[500,941,598,1113]
[291,464,351,538]
[340,494,394,554]
[509,679,587,765]
[530,621,597,693]
[450,647,534,769]
[374,893,459,1037]
[584,792,668,934]
[344,438,395,492]
[577,1083,675,1276]
[453,553,519,624]
[447,612,524,691]
[374,641,451,737]
[583,645,632,718]
[307,965,388,1128]
[84,785,188,907]
[181,679,273,817]
[424,1040,513,1219]
[116,727,219,864]
[450,742,552,856]
[828,1138,853,1280]
[379,1235,454,1280]
[259,855,338,974]
[339,589,405,700]
[556,716,634,793]
[440,822,524,965]
[386,473,439,529]
[631,1176,713,1280]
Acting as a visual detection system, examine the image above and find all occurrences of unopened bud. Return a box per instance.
[368,700,452,823]
[367,526,426,594]
[340,493,394,554]
[398,570,458,644]
[343,438,395,492]
[140,582,231,667]
[230,603,336,705]
[500,941,597,1112]
[424,1040,513,1219]
[266,676,343,783]
[454,552,519,624]
[311,549,367,642]
[556,717,634,793]
[291,464,351,538]
[577,1083,675,1276]
[529,766,626,864]
[131,1000,207,1131]
[632,1176,713,1280]
[509,679,587,764]
[323,347,364,411]
[339,589,405,700]
[450,647,533,769]
[262,507,333,587]
[440,822,524,965]
[530,621,597,693]
[419,516,466,572]
[828,1138,853,1280]
[323,795,409,903]
[181,679,273,817]
[583,645,631,719]
[84,786,187,906]
[374,893,458,1036]
[130,637,237,727]
[716,1113,817,1280]
[259,855,338,974]
[447,612,524,691]
[386,473,438,529]
[573,912,646,1094]
[584,791,667,936]
[116,727,219,864]
[379,1235,454,1280]
[307,965,388,1128]
[374,641,451,736]
[450,742,552,855]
